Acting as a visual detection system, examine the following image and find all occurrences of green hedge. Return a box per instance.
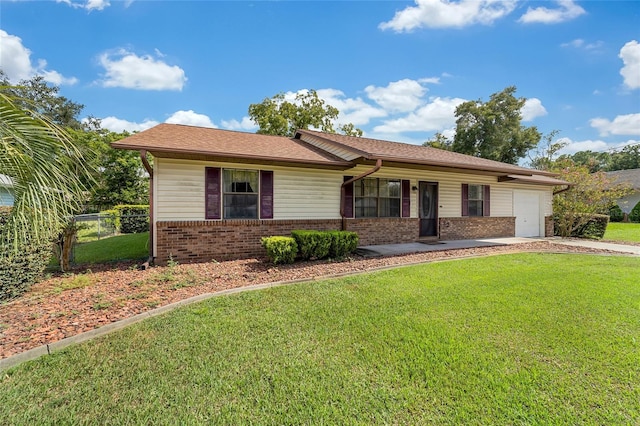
[630,201,640,223]
[291,230,332,260]
[261,236,298,264]
[555,213,609,239]
[328,231,359,258]
[101,205,149,234]
[0,207,51,301]
[115,205,149,234]
[609,205,624,222]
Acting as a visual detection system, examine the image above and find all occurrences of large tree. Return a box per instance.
[74,127,149,207]
[248,90,362,137]
[451,86,541,164]
[0,71,84,130]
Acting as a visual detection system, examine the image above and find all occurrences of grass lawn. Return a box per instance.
[49,232,149,268]
[2,253,639,424]
[604,222,640,242]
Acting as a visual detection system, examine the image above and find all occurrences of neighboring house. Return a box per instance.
[0,175,14,207]
[605,168,640,219]
[112,124,568,264]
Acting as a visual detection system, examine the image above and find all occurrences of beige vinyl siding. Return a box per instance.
[155,158,342,221]
[155,159,555,222]
[345,165,553,218]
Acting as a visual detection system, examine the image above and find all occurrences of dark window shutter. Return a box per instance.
[205,167,221,219]
[483,185,491,217]
[461,183,469,217]
[260,170,274,219]
[401,179,410,218]
[343,176,354,218]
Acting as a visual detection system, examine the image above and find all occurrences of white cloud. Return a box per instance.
[0,30,78,85]
[315,88,388,126]
[283,88,387,127]
[364,78,429,113]
[380,0,517,31]
[519,0,586,24]
[619,40,640,90]
[98,49,187,91]
[165,110,216,128]
[373,96,467,133]
[94,116,159,133]
[590,113,640,137]
[561,38,603,50]
[220,116,258,131]
[57,0,110,11]
[556,137,637,155]
[521,98,547,121]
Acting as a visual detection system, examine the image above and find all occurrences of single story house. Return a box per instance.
[605,168,640,220]
[0,175,14,207]
[112,124,568,264]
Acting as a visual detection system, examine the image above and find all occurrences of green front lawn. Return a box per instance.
[604,222,640,242]
[49,232,149,268]
[2,254,639,424]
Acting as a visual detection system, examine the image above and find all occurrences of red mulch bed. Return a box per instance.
[0,241,624,359]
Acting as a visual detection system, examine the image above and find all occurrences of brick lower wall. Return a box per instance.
[438,217,515,240]
[344,218,419,245]
[545,216,554,237]
[155,216,520,265]
[156,219,342,264]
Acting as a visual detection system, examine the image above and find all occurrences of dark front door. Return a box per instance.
[419,181,438,237]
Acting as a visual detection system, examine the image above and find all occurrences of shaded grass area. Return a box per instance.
[2,254,639,424]
[49,232,149,268]
[605,222,640,242]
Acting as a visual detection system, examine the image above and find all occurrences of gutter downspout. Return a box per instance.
[553,185,571,195]
[340,159,382,231]
[140,150,154,268]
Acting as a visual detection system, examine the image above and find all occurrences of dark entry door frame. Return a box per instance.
[419,181,439,238]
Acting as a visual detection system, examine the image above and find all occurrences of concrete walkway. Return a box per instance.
[356,237,640,257]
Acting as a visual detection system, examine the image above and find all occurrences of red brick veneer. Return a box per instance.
[438,217,515,240]
[155,218,423,265]
[545,216,554,237]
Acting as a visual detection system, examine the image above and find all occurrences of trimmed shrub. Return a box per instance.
[555,213,609,239]
[261,236,298,264]
[100,209,119,233]
[0,207,51,301]
[114,205,149,234]
[609,205,624,222]
[291,230,332,260]
[0,242,51,301]
[630,201,640,223]
[328,231,359,258]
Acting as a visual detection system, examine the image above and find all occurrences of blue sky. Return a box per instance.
[1,0,639,159]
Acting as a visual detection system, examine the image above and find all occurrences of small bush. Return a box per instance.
[115,205,149,234]
[328,231,359,258]
[609,205,624,222]
[100,209,119,232]
[262,236,298,264]
[555,213,609,239]
[291,230,332,260]
[0,241,51,301]
[630,201,640,223]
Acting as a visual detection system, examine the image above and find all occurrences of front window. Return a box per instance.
[223,169,258,219]
[468,184,484,216]
[355,178,401,218]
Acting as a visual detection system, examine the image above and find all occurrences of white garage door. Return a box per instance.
[514,191,541,237]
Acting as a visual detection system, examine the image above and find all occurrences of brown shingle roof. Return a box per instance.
[112,124,563,183]
[295,129,557,177]
[604,168,640,190]
[111,124,352,168]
